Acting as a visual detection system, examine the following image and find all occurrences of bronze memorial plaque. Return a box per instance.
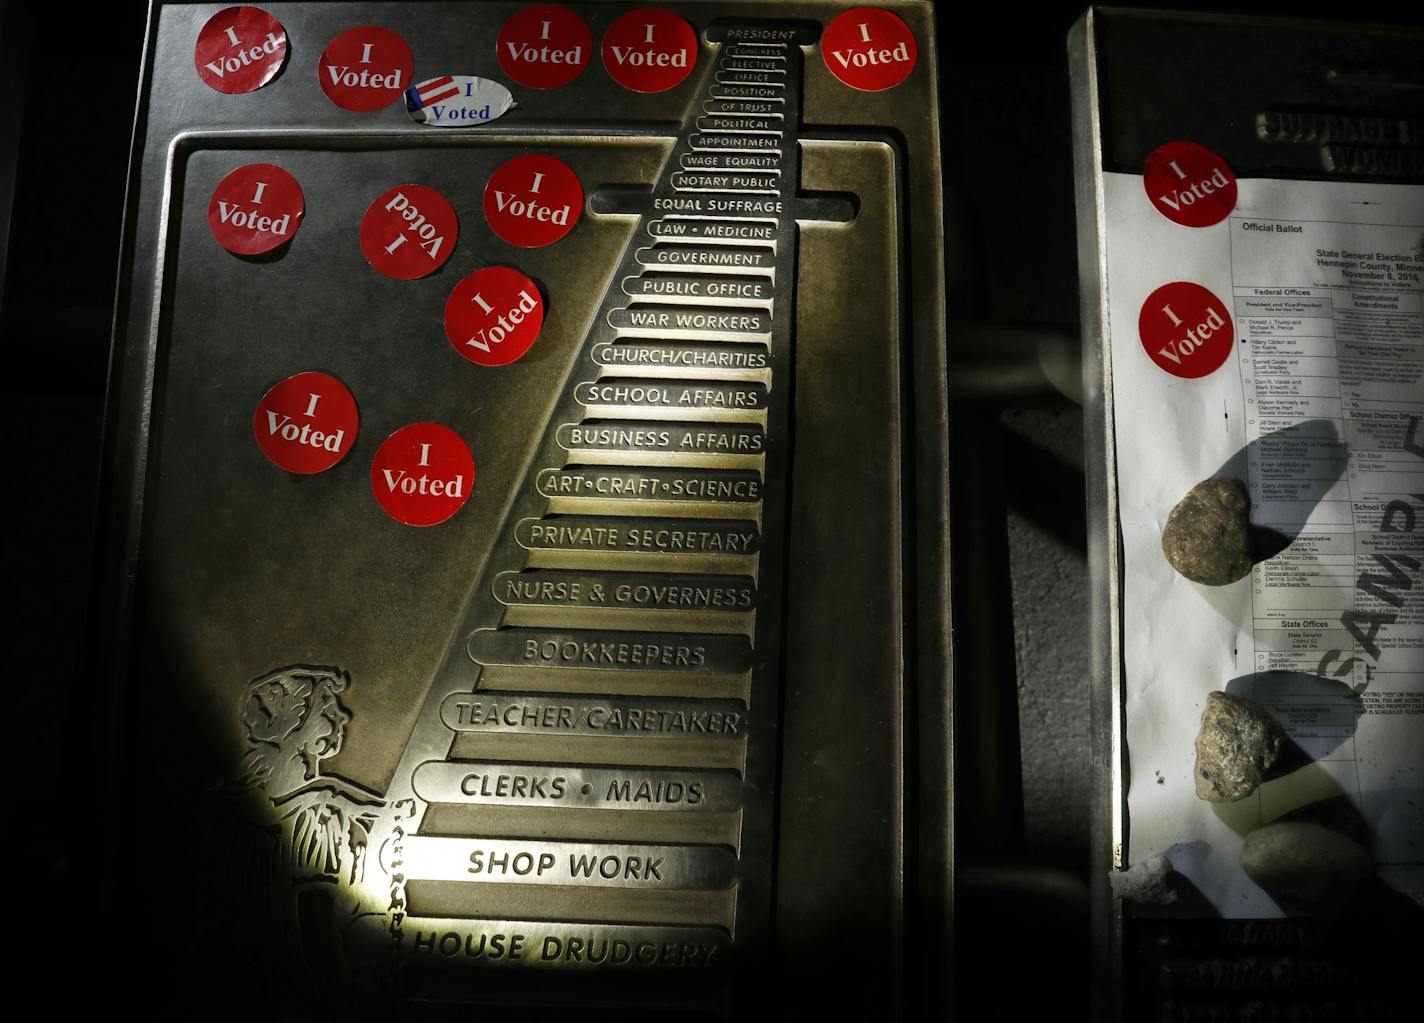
[95,1,950,1013]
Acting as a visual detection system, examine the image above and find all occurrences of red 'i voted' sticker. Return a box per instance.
[208,163,304,255]
[319,25,414,112]
[195,6,288,94]
[822,7,918,92]
[370,423,475,527]
[1143,141,1238,228]
[483,154,583,248]
[445,266,545,366]
[360,184,459,280]
[253,371,359,474]
[601,8,698,94]
[1139,282,1234,379]
[498,4,593,89]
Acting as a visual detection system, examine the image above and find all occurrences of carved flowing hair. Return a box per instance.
[238,665,352,797]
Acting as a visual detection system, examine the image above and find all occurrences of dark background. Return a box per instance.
[2,1,1419,1017]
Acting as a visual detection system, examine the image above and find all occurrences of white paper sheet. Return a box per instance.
[1104,173,1424,914]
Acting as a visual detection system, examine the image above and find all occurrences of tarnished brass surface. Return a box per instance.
[98,1,950,1013]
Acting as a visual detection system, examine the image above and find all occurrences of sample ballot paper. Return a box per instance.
[1105,167,1424,915]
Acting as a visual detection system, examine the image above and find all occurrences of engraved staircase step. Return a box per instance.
[575,378,768,420]
[592,340,771,378]
[634,243,777,276]
[412,761,742,813]
[403,836,738,890]
[495,569,756,614]
[555,421,766,465]
[467,627,752,677]
[535,465,764,506]
[644,220,778,246]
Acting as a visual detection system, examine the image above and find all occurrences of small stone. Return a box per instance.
[1193,691,1285,802]
[1241,821,1372,913]
[1162,478,1253,585]
[1109,855,1178,905]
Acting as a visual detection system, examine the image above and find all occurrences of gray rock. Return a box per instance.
[1241,821,1372,913]
[1193,691,1285,802]
[1109,855,1178,905]
[1162,478,1253,585]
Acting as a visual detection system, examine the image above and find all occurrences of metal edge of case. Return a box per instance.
[92,0,164,925]
[912,1,954,1012]
[1068,8,1126,1023]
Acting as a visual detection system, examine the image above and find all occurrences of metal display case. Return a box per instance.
[1071,8,1423,1019]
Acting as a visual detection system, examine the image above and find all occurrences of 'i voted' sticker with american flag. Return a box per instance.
[405,75,515,127]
